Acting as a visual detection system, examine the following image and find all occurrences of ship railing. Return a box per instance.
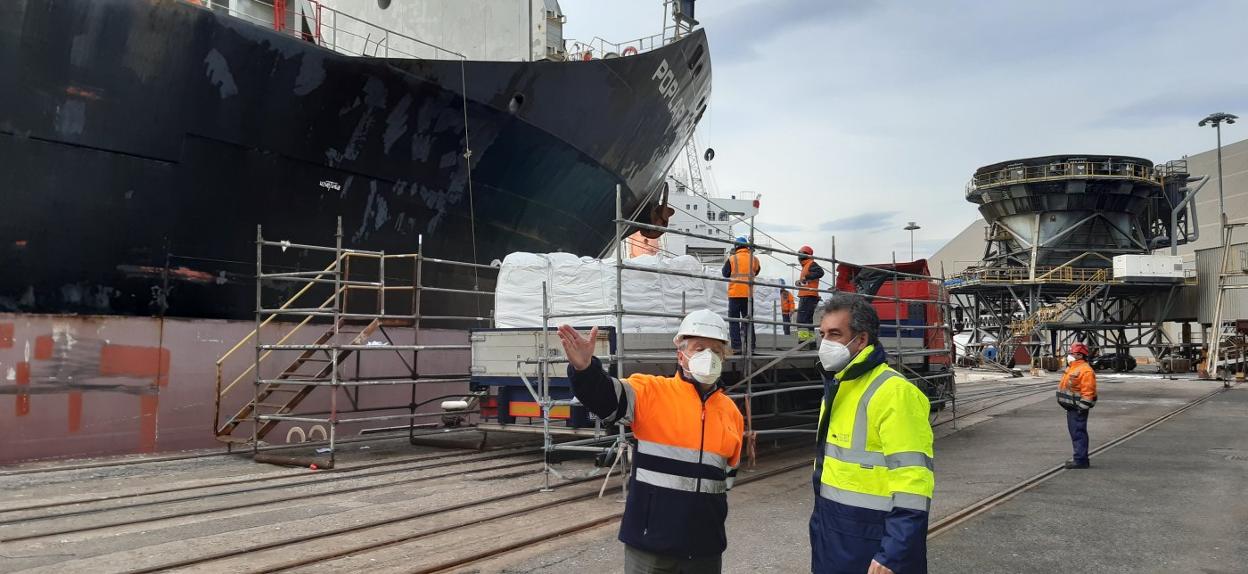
[197,0,465,60]
[965,159,1157,198]
[564,32,667,61]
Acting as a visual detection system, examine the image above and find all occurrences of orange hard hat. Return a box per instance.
[798,245,814,255]
[1070,342,1090,357]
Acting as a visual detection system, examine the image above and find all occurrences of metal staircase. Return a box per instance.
[1010,269,1109,339]
[212,218,487,466]
[215,317,381,444]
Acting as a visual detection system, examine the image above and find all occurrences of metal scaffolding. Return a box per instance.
[498,185,957,490]
[213,217,495,467]
[1205,222,1248,384]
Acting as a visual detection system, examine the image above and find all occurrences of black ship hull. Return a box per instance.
[0,0,711,320]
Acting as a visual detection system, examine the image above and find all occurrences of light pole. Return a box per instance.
[904,221,921,260]
[1199,112,1238,241]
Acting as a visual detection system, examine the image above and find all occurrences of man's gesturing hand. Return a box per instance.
[867,560,894,574]
[557,325,598,371]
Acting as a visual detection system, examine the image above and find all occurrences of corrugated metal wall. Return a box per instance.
[1196,241,1248,324]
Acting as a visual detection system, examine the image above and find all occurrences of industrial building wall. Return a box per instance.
[313,0,551,61]
[1195,241,1248,324]
[927,218,989,278]
[1177,137,1248,256]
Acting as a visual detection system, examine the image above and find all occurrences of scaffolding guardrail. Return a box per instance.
[213,217,496,467]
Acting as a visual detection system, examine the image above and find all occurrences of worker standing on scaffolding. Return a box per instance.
[810,293,933,574]
[795,245,825,342]
[723,236,761,352]
[780,279,796,335]
[558,310,744,574]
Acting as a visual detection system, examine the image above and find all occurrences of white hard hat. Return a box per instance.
[673,309,730,345]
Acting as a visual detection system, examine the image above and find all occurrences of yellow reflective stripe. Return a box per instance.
[818,484,932,512]
[851,371,897,451]
[635,468,726,494]
[824,444,932,470]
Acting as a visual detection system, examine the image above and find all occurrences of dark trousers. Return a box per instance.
[625,545,722,574]
[1066,409,1089,465]
[782,313,792,335]
[728,297,754,350]
[796,296,820,327]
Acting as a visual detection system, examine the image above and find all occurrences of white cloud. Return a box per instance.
[560,0,1248,278]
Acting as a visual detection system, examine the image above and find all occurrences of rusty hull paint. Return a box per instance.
[0,313,468,464]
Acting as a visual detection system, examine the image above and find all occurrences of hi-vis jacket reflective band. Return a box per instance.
[1057,360,1097,411]
[798,258,823,298]
[636,440,731,493]
[817,361,934,513]
[727,248,760,299]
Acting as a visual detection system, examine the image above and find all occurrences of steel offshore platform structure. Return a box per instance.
[950,155,1205,369]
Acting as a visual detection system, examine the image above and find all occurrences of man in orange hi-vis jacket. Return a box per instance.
[559,309,744,574]
[779,279,796,335]
[1057,342,1097,469]
[722,236,761,352]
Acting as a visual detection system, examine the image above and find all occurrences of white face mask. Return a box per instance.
[819,334,861,373]
[683,348,723,385]
[1067,354,1078,363]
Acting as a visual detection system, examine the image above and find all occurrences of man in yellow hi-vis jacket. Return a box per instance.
[810,292,934,574]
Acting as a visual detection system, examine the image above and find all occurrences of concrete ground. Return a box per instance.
[929,384,1248,574]
[461,375,1239,573]
[3,374,1241,573]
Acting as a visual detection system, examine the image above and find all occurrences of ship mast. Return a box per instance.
[684,138,706,197]
[664,0,697,42]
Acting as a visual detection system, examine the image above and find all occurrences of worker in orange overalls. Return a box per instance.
[721,236,761,352]
[558,310,743,573]
[1056,342,1097,469]
[779,279,796,335]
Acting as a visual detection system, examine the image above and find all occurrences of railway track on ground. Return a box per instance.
[933,384,1053,428]
[927,385,1230,539]
[0,429,482,478]
[410,457,815,574]
[0,441,544,519]
[0,447,554,542]
[115,444,815,574]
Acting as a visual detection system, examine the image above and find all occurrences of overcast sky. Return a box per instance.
[560,0,1248,280]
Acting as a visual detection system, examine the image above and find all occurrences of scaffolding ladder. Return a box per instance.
[1205,222,1248,384]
